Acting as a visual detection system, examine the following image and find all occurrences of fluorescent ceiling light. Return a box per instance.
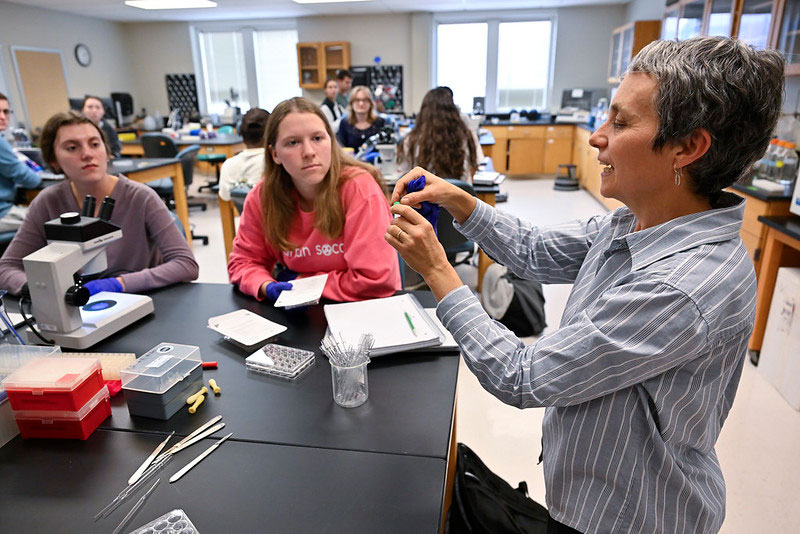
[125,0,217,9]
[292,0,371,4]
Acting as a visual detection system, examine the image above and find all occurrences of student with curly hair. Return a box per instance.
[397,87,480,183]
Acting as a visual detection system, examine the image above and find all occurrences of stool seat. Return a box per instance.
[197,153,227,192]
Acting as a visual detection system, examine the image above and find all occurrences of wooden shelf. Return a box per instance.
[297,41,350,89]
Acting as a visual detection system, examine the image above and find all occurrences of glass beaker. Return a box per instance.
[330,360,369,408]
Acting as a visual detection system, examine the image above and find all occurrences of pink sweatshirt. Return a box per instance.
[228,166,401,302]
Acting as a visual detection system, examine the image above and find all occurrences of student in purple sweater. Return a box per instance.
[0,110,198,296]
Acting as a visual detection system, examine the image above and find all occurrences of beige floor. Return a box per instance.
[186,171,800,533]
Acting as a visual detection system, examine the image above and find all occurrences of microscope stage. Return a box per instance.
[26,292,154,349]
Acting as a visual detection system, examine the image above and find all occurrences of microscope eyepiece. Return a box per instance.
[98,196,115,221]
[59,212,81,225]
[80,195,96,217]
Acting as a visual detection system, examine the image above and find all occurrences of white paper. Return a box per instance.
[324,294,442,356]
[207,309,287,347]
[274,273,328,308]
[424,309,458,349]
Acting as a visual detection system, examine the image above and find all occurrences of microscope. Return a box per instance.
[22,196,154,349]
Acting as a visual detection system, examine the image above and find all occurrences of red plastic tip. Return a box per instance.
[202,361,218,369]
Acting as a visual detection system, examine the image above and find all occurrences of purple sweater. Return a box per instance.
[0,176,198,295]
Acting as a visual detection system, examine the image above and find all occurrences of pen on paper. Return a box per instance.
[404,312,418,337]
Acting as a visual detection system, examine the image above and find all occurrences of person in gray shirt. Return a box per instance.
[0,110,197,296]
[82,95,121,158]
[386,37,783,534]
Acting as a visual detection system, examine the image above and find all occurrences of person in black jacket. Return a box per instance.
[320,78,345,134]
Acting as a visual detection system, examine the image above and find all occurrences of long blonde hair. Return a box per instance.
[261,97,385,251]
[346,86,377,123]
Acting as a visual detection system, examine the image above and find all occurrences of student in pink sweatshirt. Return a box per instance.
[227,97,401,303]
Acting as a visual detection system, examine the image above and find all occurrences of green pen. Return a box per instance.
[404,311,418,337]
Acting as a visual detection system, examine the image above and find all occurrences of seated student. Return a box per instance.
[336,86,386,151]
[227,97,400,303]
[0,92,41,233]
[0,110,199,296]
[397,87,480,183]
[335,69,352,110]
[82,96,121,158]
[319,78,345,134]
[218,107,270,202]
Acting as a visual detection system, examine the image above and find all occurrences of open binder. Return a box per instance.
[323,294,452,356]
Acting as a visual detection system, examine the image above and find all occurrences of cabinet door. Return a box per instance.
[736,0,775,49]
[775,0,800,72]
[484,126,509,173]
[297,43,323,88]
[609,30,622,80]
[508,138,544,175]
[678,0,705,40]
[706,0,736,36]
[620,26,635,73]
[543,138,573,175]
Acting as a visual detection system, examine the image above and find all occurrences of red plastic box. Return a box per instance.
[2,358,104,412]
[14,386,111,440]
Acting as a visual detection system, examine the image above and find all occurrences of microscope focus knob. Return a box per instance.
[65,285,90,307]
[60,212,81,225]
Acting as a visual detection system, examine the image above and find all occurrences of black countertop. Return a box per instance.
[757,215,800,241]
[731,182,793,201]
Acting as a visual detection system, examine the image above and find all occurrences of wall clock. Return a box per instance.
[75,44,91,67]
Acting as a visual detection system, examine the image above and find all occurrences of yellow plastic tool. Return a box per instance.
[188,395,205,414]
[208,379,221,395]
[186,386,208,405]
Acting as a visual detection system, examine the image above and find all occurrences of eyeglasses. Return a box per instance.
[351,98,370,104]
[0,109,12,116]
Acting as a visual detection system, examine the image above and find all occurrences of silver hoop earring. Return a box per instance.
[673,165,682,186]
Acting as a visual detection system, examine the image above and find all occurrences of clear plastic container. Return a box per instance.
[245,343,315,380]
[2,356,103,412]
[14,385,110,440]
[129,508,199,534]
[121,343,201,394]
[0,345,62,403]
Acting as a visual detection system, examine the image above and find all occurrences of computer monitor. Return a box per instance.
[111,92,134,126]
[68,97,84,111]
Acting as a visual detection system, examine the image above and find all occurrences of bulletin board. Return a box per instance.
[165,74,199,120]
[351,64,404,113]
[11,47,69,137]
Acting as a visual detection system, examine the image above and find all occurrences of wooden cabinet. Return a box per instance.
[297,41,350,89]
[573,128,624,211]
[608,20,661,83]
[729,189,792,276]
[543,126,574,174]
[661,0,777,51]
[772,0,800,75]
[483,126,508,173]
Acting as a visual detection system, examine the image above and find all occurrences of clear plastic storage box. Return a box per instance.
[2,356,103,412]
[121,343,203,420]
[0,345,62,404]
[121,343,201,394]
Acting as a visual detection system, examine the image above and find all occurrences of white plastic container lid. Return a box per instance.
[13,386,109,421]
[121,343,201,394]
[1,357,101,392]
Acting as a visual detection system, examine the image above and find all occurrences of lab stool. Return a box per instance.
[553,164,580,191]
[197,153,226,192]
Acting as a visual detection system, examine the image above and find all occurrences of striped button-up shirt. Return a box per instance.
[437,192,755,533]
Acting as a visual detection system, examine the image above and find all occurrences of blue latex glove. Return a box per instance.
[406,175,440,236]
[275,269,298,282]
[265,281,293,302]
[84,277,123,296]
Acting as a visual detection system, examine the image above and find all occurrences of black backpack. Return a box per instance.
[445,443,549,534]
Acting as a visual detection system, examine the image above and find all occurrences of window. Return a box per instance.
[194,25,300,115]
[436,16,554,113]
[198,31,249,115]
[253,30,301,112]
[436,23,487,112]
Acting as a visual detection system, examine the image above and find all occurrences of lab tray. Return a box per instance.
[14,385,110,440]
[2,357,104,412]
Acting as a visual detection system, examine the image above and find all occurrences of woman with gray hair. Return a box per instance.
[386,37,784,533]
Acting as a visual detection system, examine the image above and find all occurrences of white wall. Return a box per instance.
[0,1,134,128]
[550,5,626,112]
[626,0,667,22]
[119,22,194,117]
